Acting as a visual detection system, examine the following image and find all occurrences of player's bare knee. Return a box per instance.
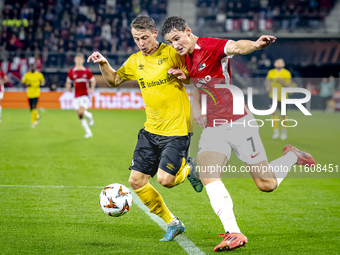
[157,176,174,188]
[257,178,277,192]
[128,176,145,190]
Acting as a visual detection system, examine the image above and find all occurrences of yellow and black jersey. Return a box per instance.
[267,68,291,101]
[22,72,45,98]
[117,43,192,136]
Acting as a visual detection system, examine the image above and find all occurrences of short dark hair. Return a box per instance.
[75,53,84,58]
[130,16,156,32]
[161,16,188,37]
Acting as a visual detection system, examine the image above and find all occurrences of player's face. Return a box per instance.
[274,59,285,69]
[164,28,192,55]
[131,28,158,56]
[74,56,84,65]
[30,64,36,72]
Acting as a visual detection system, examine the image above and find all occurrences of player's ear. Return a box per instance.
[154,29,158,38]
[185,27,191,37]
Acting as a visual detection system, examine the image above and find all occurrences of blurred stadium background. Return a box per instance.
[0,0,340,111]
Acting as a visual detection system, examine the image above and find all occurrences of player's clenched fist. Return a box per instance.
[87,51,108,65]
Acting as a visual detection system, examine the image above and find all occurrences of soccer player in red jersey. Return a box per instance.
[162,16,315,252]
[0,70,9,123]
[66,53,96,138]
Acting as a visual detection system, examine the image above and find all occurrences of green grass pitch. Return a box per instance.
[0,109,339,254]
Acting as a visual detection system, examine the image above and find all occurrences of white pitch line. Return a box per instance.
[130,192,205,255]
[0,184,205,255]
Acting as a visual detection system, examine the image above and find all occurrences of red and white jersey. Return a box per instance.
[0,70,6,92]
[186,37,247,127]
[67,67,94,98]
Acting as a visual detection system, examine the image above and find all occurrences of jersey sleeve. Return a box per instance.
[266,69,274,79]
[87,68,95,82]
[169,47,190,82]
[0,71,4,78]
[40,73,45,86]
[209,38,231,60]
[21,73,27,83]
[116,56,136,82]
[66,70,72,83]
[282,69,291,84]
[283,70,292,79]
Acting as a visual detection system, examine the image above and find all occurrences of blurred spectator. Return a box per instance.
[78,2,89,18]
[216,8,227,24]
[101,19,112,41]
[88,7,96,23]
[227,2,235,17]
[234,1,246,16]
[72,0,81,7]
[121,12,129,29]
[70,22,77,36]
[18,26,26,41]
[36,27,43,46]
[0,45,9,62]
[319,76,336,110]
[43,21,53,39]
[306,81,319,95]
[7,34,22,51]
[46,6,55,22]
[93,16,102,37]
[61,11,72,29]
[247,56,258,76]
[258,53,271,70]
[76,22,87,39]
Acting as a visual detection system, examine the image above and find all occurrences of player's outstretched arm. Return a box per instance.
[226,35,276,55]
[87,51,123,88]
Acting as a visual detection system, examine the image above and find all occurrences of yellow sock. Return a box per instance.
[32,109,39,124]
[36,110,40,120]
[31,110,36,124]
[272,115,279,130]
[134,183,174,224]
[172,158,190,187]
[34,109,39,120]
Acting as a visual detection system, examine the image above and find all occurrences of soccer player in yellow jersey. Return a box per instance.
[88,16,203,241]
[21,64,45,128]
[266,59,292,140]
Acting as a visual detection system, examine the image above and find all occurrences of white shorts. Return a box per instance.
[0,92,3,100]
[197,109,268,164]
[73,96,89,110]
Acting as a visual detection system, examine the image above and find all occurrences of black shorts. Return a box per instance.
[129,128,191,177]
[28,98,39,110]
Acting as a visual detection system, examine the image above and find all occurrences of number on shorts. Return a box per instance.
[247,137,255,152]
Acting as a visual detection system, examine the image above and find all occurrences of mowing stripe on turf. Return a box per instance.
[0,184,205,255]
